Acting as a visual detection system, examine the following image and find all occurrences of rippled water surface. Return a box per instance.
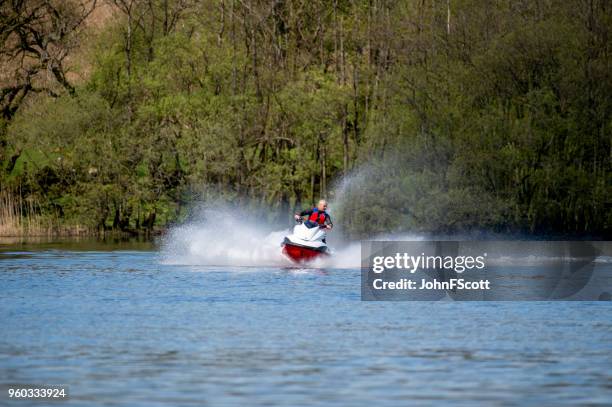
[1,242,611,406]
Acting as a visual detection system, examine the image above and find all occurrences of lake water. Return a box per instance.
[1,241,611,406]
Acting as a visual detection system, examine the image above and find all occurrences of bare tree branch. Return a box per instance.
[0,0,96,119]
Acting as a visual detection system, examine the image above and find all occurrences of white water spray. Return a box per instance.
[160,206,367,268]
[161,207,291,267]
[160,204,429,269]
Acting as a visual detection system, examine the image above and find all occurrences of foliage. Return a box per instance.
[0,0,610,236]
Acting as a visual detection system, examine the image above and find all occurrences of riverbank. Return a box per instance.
[1,1,610,239]
[0,236,155,252]
[0,189,166,238]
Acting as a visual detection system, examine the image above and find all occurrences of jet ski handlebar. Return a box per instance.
[294,216,331,229]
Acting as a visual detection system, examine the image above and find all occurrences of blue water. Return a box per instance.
[1,247,612,406]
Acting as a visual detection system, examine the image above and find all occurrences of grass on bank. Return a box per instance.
[0,189,89,237]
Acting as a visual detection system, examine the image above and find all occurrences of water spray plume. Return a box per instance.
[160,199,429,269]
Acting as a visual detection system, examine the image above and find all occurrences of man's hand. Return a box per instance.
[325,224,333,230]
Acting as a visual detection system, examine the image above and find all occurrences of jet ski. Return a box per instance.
[282,219,330,263]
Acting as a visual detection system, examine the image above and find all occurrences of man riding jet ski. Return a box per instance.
[282,200,333,263]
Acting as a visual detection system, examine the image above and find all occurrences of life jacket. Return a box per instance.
[308,208,327,225]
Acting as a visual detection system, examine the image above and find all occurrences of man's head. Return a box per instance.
[317,199,328,211]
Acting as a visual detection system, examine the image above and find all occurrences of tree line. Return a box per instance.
[0,0,610,237]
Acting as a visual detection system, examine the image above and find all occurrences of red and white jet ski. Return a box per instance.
[282,219,330,263]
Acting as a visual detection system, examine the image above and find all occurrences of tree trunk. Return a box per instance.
[343,105,349,173]
[320,132,327,197]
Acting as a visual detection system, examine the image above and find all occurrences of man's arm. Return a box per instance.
[324,214,333,228]
[298,209,313,217]
[294,208,312,221]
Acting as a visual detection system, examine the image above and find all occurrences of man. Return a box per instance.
[294,199,333,230]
